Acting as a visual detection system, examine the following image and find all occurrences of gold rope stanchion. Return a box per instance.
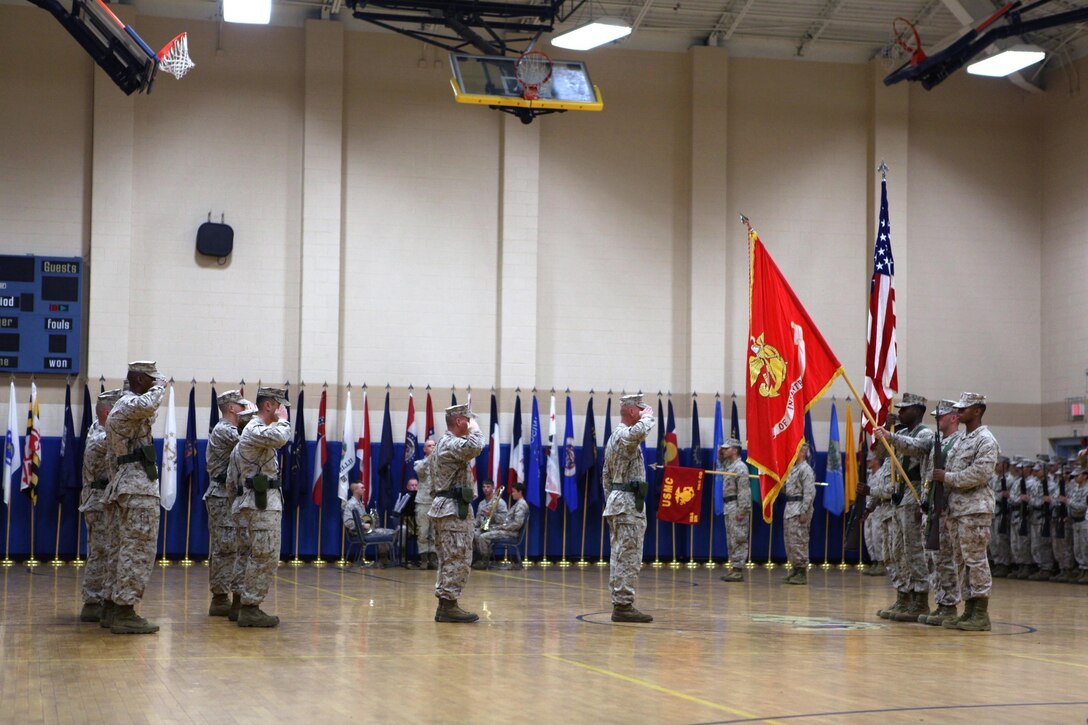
[71,512,85,567]
[50,502,64,566]
[577,482,590,567]
[26,502,40,567]
[179,482,194,567]
[668,523,680,569]
[559,508,570,567]
[704,507,716,568]
[539,507,552,567]
[821,510,831,570]
[157,511,171,567]
[313,508,326,566]
[288,504,304,566]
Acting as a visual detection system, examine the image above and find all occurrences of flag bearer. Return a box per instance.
[782,441,816,585]
[718,438,752,582]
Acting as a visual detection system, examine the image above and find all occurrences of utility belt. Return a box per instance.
[211,473,227,485]
[613,481,648,513]
[436,486,475,519]
[785,495,803,503]
[1072,514,1086,523]
[88,477,109,491]
[891,478,921,506]
[116,445,158,482]
[238,474,281,510]
[723,495,738,503]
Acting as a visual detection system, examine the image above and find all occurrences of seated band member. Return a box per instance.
[343,482,395,567]
[473,482,528,569]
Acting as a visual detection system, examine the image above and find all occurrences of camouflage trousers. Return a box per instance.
[724,503,750,568]
[1009,511,1032,565]
[1074,520,1088,568]
[878,512,899,585]
[474,529,517,557]
[864,511,884,563]
[922,513,960,606]
[948,512,993,600]
[892,505,928,592]
[1052,525,1076,570]
[81,510,109,604]
[1030,520,1055,568]
[433,514,473,601]
[988,509,1012,565]
[233,508,281,607]
[106,494,159,607]
[205,496,235,595]
[783,513,811,568]
[607,513,646,606]
[415,504,434,554]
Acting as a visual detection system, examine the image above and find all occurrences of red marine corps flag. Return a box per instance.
[656,466,704,524]
[746,227,843,522]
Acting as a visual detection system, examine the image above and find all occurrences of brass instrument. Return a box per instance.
[481,486,505,532]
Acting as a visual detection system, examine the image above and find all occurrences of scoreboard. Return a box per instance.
[0,254,83,375]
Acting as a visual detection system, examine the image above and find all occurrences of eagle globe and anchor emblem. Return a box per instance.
[748,333,787,398]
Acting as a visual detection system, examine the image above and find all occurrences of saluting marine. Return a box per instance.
[77,388,123,623]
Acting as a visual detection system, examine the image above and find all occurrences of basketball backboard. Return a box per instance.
[449,53,603,113]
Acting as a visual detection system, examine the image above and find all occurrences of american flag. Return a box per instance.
[862,174,898,432]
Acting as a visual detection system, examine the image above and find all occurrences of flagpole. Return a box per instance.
[840,372,920,503]
[559,508,570,567]
[50,502,64,566]
[2,505,13,567]
[313,508,326,566]
[821,510,831,570]
[157,511,171,567]
[289,504,304,566]
[651,518,661,568]
[839,516,851,571]
[598,517,608,567]
[745,509,754,569]
[578,483,589,567]
[763,516,775,569]
[26,502,40,567]
[72,512,85,567]
[669,524,679,569]
[704,509,716,568]
[336,527,348,568]
[540,507,551,567]
[180,483,194,567]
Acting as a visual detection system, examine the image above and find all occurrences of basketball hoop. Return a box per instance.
[157,32,195,80]
[892,17,927,66]
[515,51,552,101]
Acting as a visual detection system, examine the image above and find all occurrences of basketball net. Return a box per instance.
[516,51,552,101]
[158,32,195,80]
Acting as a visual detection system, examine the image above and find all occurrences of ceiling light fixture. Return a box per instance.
[223,0,272,24]
[966,44,1045,77]
[551,18,632,51]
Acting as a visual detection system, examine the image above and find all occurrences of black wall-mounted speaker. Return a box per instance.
[196,222,234,258]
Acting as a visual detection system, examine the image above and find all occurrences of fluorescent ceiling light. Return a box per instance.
[966,45,1045,77]
[224,0,272,24]
[551,18,632,51]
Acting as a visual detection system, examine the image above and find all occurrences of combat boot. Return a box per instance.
[79,602,102,622]
[893,591,929,622]
[1009,564,1030,579]
[786,568,808,585]
[110,605,159,634]
[99,600,116,629]
[227,593,241,622]
[943,598,976,628]
[426,552,438,570]
[611,603,653,623]
[720,568,744,582]
[864,562,886,577]
[1028,567,1054,581]
[991,563,1009,578]
[237,605,280,628]
[1077,569,1088,584]
[878,590,907,619]
[208,593,231,617]
[1055,568,1075,583]
[782,568,798,583]
[435,598,480,623]
[951,597,990,631]
[922,604,958,626]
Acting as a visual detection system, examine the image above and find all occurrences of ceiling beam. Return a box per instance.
[796,0,847,57]
[939,0,1043,92]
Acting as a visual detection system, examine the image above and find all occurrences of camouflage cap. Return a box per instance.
[720,437,743,450]
[895,392,927,409]
[1037,454,1051,463]
[237,398,253,409]
[866,446,881,461]
[929,399,957,417]
[237,407,258,425]
[256,386,290,407]
[217,389,244,406]
[127,360,159,377]
[1074,467,1087,477]
[619,394,645,408]
[97,388,124,405]
[952,392,986,409]
[445,403,476,419]
[997,455,1010,464]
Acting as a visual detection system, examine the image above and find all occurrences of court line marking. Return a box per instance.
[693,699,1088,724]
[541,653,781,724]
[1004,651,1088,670]
[273,575,364,602]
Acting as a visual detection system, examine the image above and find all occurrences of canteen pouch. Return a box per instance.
[457,486,473,520]
[140,445,159,482]
[251,474,270,510]
[635,481,648,513]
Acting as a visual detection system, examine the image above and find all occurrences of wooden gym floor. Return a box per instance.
[0,562,1085,724]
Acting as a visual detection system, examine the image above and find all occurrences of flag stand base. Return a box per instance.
[312,558,327,567]
[157,557,172,567]
[25,557,41,568]
[668,561,681,570]
[538,559,553,568]
[0,558,14,568]
[685,561,699,569]
[703,560,717,569]
[179,558,194,567]
[820,561,832,570]
[49,558,65,567]
[763,561,777,570]
[71,557,86,568]
[851,562,864,571]
[650,560,663,569]
[287,558,305,567]
[335,558,350,568]
[201,559,209,566]
[596,559,608,567]
[576,559,589,568]
[558,559,571,568]
[745,560,756,569]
